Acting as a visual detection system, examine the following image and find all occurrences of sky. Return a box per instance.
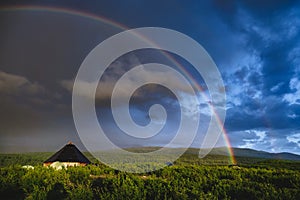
[0,0,300,155]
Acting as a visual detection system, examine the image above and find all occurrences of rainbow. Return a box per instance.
[167,56,237,165]
[0,5,236,165]
[0,5,128,30]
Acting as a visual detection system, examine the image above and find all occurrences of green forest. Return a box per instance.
[1,152,300,200]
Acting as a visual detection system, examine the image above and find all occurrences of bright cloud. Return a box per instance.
[287,133,300,147]
[238,130,266,149]
[283,77,300,105]
[0,71,44,96]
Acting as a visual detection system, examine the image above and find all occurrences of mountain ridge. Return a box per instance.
[122,146,300,161]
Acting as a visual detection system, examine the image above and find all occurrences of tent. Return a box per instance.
[43,142,91,167]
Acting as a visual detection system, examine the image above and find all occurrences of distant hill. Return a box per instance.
[233,148,300,160]
[207,147,300,161]
[1,147,299,168]
[124,146,300,161]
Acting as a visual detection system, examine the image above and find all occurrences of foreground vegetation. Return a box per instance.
[0,152,300,199]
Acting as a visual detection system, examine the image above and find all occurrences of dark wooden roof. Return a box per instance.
[44,142,91,164]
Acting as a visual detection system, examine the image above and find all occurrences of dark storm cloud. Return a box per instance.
[0,0,299,154]
[212,0,299,23]
[211,0,300,155]
[0,69,87,152]
[0,8,123,151]
[0,70,61,131]
[0,10,121,86]
[212,0,300,134]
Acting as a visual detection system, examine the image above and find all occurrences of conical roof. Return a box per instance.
[44,142,91,164]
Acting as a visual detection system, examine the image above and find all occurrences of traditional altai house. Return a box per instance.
[43,142,91,168]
